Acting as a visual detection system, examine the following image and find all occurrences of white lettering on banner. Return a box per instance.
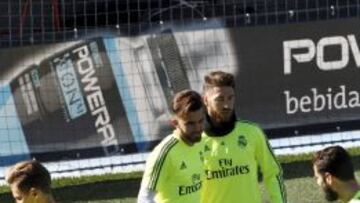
[72,45,119,155]
[284,85,360,114]
[283,35,360,74]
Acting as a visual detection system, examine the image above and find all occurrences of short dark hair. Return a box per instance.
[313,146,355,181]
[171,89,203,118]
[203,71,235,92]
[6,160,52,194]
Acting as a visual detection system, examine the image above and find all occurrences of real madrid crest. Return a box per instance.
[238,135,247,148]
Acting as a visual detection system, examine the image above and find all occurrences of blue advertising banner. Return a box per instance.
[0,21,235,163]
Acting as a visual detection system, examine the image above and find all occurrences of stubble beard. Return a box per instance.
[323,185,339,201]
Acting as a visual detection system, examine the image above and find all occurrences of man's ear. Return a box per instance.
[324,172,334,185]
[29,187,38,197]
[202,94,208,107]
[170,117,178,128]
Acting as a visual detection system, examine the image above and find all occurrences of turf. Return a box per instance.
[3,172,359,203]
[1,152,359,203]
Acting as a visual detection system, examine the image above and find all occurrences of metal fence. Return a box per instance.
[1,0,360,179]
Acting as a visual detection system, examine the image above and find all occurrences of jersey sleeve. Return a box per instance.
[137,186,157,203]
[253,125,287,203]
[139,143,173,193]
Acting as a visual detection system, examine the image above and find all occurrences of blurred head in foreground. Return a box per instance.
[5,160,55,203]
[313,145,359,203]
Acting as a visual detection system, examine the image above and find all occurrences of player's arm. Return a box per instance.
[137,144,172,203]
[254,126,287,203]
[137,185,156,203]
[137,154,158,203]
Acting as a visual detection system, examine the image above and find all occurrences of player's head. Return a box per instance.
[5,160,54,203]
[171,89,204,145]
[312,145,356,201]
[203,71,235,123]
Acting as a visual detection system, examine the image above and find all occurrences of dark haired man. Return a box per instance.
[138,89,205,203]
[313,145,360,203]
[201,71,286,203]
[5,160,55,203]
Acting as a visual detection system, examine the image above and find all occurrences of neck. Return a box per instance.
[50,196,56,203]
[175,129,195,146]
[42,193,56,203]
[180,136,194,146]
[205,113,236,137]
[339,181,360,202]
[34,191,56,203]
[209,116,225,128]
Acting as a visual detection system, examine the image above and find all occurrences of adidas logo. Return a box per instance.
[180,161,187,170]
[199,152,204,162]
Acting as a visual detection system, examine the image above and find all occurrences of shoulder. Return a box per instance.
[351,190,360,202]
[149,135,179,160]
[235,120,263,132]
[233,120,267,142]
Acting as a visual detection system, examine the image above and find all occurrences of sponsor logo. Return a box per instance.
[205,165,250,180]
[178,173,202,196]
[283,34,360,75]
[72,45,119,155]
[53,52,87,120]
[205,158,250,180]
[204,144,211,152]
[284,85,360,114]
[180,161,187,170]
[199,151,204,162]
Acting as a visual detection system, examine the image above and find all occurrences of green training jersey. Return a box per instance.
[349,190,360,203]
[140,130,204,203]
[201,121,286,203]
